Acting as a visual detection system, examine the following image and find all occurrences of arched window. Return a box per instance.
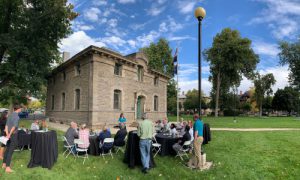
[154,95,158,111]
[75,89,80,110]
[51,95,55,110]
[114,90,122,110]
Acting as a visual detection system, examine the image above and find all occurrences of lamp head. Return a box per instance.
[194,7,206,21]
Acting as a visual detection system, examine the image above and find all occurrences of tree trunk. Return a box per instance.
[215,71,221,117]
[259,101,262,117]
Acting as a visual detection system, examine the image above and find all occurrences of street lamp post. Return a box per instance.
[194,7,206,115]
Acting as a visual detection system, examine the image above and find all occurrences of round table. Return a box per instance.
[27,130,58,169]
[88,135,100,156]
[124,130,155,168]
[17,131,31,150]
[155,133,181,156]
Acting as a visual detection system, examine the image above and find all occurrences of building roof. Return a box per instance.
[49,45,170,79]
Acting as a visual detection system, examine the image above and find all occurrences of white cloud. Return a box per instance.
[178,1,197,14]
[159,16,184,33]
[252,40,280,57]
[72,21,94,31]
[117,0,135,4]
[83,7,101,22]
[92,0,107,6]
[238,66,290,94]
[168,36,195,41]
[147,6,166,16]
[101,36,127,49]
[136,30,161,47]
[59,31,106,57]
[107,19,118,28]
[127,40,136,48]
[249,0,300,39]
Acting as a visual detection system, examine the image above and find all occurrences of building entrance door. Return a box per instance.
[136,96,145,119]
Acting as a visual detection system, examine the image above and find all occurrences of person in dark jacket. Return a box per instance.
[172,125,191,153]
[114,123,127,146]
[99,126,113,153]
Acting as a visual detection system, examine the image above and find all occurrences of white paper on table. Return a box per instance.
[0,136,9,145]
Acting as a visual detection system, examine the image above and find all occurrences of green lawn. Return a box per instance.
[168,115,300,128]
[1,119,300,179]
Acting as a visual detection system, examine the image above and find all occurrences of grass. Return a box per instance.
[1,119,300,179]
[168,115,300,128]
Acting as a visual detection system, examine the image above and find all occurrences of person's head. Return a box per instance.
[182,121,187,127]
[102,125,107,132]
[163,118,168,124]
[185,125,190,132]
[70,121,77,129]
[170,123,176,129]
[193,114,199,121]
[14,104,22,113]
[157,120,161,124]
[142,113,147,120]
[81,123,86,130]
[34,120,39,124]
[120,113,124,118]
[0,111,8,120]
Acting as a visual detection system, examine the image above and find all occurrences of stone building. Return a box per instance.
[46,45,170,128]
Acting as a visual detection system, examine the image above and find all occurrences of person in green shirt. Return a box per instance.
[137,113,153,174]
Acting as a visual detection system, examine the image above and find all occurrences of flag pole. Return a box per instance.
[177,65,179,123]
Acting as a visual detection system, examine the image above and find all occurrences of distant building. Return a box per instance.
[178,91,186,112]
[46,46,170,128]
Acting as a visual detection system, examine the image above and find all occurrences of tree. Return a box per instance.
[0,0,77,105]
[184,89,207,112]
[253,73,276,117]
[262,96,273,115]
[167,79,177,115]
[204,28,259,117]
[142,38,174,77]
[279,39,300,90]
[28,100,43,110]
[272,87,300,115]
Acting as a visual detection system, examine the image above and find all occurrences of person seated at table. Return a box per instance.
[189,125,194,142]
[180,121,187,135]
[172,125,191,153]
[118,113,126,127]
[40,119,47,130]
[78,123,90,149]
[162,118,170,132]
[99,126,113,153]
[19,125,27,133]
[155,120,163,131]
[30,120,39,131]
[65,122,78,152]
[170,123,177,135]
[114,123,127,146]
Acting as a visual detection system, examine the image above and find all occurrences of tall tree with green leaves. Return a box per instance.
[167,79,177,115]
[204,28,259,117]
[253,73,276,117]
[279,38,300,90]
[183,89,207,112]
[0,0,77,105]
[142,38,174,77]
[272,87,299,115]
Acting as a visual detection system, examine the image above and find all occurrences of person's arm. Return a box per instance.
[194,130,198,140]
[5,125,8,137]
[7,126,16,139]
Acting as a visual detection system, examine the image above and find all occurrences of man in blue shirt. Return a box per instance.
[188,114,204,169]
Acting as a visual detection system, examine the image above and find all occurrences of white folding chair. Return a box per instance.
[176,140,192,161]
[62,136,76,158]
[75,139,89,165]
[101,138,114,159]
[114,135,127,154]
[152,133,161,157]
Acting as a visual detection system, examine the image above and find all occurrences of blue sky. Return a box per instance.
[60,0,300,95]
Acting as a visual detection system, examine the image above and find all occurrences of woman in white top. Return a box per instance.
[30,120,39,131]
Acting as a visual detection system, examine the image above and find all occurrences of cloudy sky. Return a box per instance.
[60,0,300,96]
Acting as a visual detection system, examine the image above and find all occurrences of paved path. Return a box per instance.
[211,128,300,131]
[48,122,300,133]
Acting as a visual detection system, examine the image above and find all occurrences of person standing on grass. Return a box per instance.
[2,105,22,173]
[137,113,153,174]
[0,111,8,159]
[187,114,204,169]
[118,113,127,127]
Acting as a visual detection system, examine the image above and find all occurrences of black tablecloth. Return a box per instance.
[124,131,155,168]
[155,133,181,156]
[18,131,31,148]
[88,135,100,156]
[27,130,58,169]
[203,123,211,145]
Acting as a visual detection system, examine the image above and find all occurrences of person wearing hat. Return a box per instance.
[137,113,153,174]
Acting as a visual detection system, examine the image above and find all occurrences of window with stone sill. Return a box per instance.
[138,66,144,82]
[114,90,121,110]
[154,95,158,111]
[154,76,159,86]
[75,89,80,110]
[62,92,66,110]
[114,63,122,76]
[62,71,66,81]
[51,95,54,110]
[75,63,81,76]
